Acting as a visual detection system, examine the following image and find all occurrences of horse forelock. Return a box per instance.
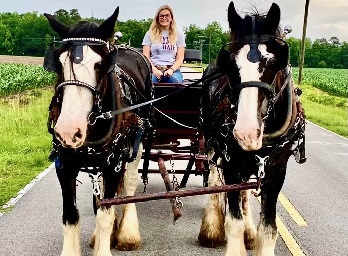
[67,21,99,38]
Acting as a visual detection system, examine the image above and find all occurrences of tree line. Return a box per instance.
[0,9,347,68]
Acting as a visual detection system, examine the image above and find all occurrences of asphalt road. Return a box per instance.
[0,67,347,255]
[1,122,347,256]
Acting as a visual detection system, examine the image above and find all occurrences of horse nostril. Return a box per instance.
[54,131,62,141]
[74,129,83,141]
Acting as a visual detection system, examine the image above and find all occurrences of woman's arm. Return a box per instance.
[170,46,185,71]
[163,46,185,77]
[142,45,151,64]
[143,45,163,80]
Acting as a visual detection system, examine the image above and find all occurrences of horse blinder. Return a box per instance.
[43,47,62,73]
[70,45,84,64]
[107,49,117,73]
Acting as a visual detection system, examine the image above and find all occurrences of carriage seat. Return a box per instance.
[132,48,203,144]
[151,49,203,144]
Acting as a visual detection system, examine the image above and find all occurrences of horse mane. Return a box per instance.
[67,21,99,38]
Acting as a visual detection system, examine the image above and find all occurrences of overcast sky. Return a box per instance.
[1,0,347,42]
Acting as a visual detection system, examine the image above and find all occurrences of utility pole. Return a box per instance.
[208,33,212,64]
[298,0,310,85]
[198,35,206,63]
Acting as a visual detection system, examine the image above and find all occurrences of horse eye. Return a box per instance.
[94,62,102,70]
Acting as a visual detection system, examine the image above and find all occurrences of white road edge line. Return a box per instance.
[307,120,348,141]
[0,162,55,218]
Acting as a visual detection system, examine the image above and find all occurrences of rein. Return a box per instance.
[92,69,224,122]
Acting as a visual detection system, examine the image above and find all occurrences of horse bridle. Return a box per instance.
[218,15,289,93]
[44,37,119,123]
[45,38,124,150]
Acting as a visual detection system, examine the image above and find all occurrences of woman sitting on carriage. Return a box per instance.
[142,5,186,83]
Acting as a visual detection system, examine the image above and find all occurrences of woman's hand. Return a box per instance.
[164,68,174,77]
[152,67,163,80]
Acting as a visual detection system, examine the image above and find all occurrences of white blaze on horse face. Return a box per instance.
[233,44,272,151]
[54,46,102,148]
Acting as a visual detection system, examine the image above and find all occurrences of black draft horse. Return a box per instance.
[44,7,153,256]
[198,2,305,255]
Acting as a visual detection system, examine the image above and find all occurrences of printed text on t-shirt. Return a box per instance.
[162,37,175,50]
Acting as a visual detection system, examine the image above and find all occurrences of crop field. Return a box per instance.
[292,67,347,98]
[0,60,346,99]
[0,62,56,97]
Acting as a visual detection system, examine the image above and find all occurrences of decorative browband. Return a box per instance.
[62,38,108,45]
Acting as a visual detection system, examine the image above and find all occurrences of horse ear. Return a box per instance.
[98,7,119,41]
[264,3,281,34]
[44,13,70,39]
[227,1,242,32]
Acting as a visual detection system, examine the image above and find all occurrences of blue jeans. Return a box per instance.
[152,69,183,83]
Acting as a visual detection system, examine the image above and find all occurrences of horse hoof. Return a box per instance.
[198,231,225,248]
[198,202,225,248]
[89,236,95,249]
[116,241,141,251]
[244,228,256,250]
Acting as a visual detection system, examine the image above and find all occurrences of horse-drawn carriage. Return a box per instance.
[44,2,306,255]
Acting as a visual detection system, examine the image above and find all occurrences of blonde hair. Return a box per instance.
[149,5,178,44]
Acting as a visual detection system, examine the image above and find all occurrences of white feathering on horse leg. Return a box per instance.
[255,223,277,256]
[117,143,143,250]
[241,190,257,250]
[225,213,247,256]
[198,193,225,247]
[94,207,115,256]
[60,222,81,256]
[198,150,225,247]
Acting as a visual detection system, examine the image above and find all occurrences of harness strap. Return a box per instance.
[154,107,197,129]
[232,81,274,93]
[273,67,292,103]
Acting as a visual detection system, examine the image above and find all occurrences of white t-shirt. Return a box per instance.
[142,30,186,66]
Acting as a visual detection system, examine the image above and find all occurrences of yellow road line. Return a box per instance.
[276,215,307,256]
[278,192,308,227]
[256,197,307,255]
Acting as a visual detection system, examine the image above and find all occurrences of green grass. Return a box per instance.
[0,88,53,208]
[302,98,347,137]
[298,83,348,138]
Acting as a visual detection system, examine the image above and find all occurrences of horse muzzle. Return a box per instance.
[54,126,86,149]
